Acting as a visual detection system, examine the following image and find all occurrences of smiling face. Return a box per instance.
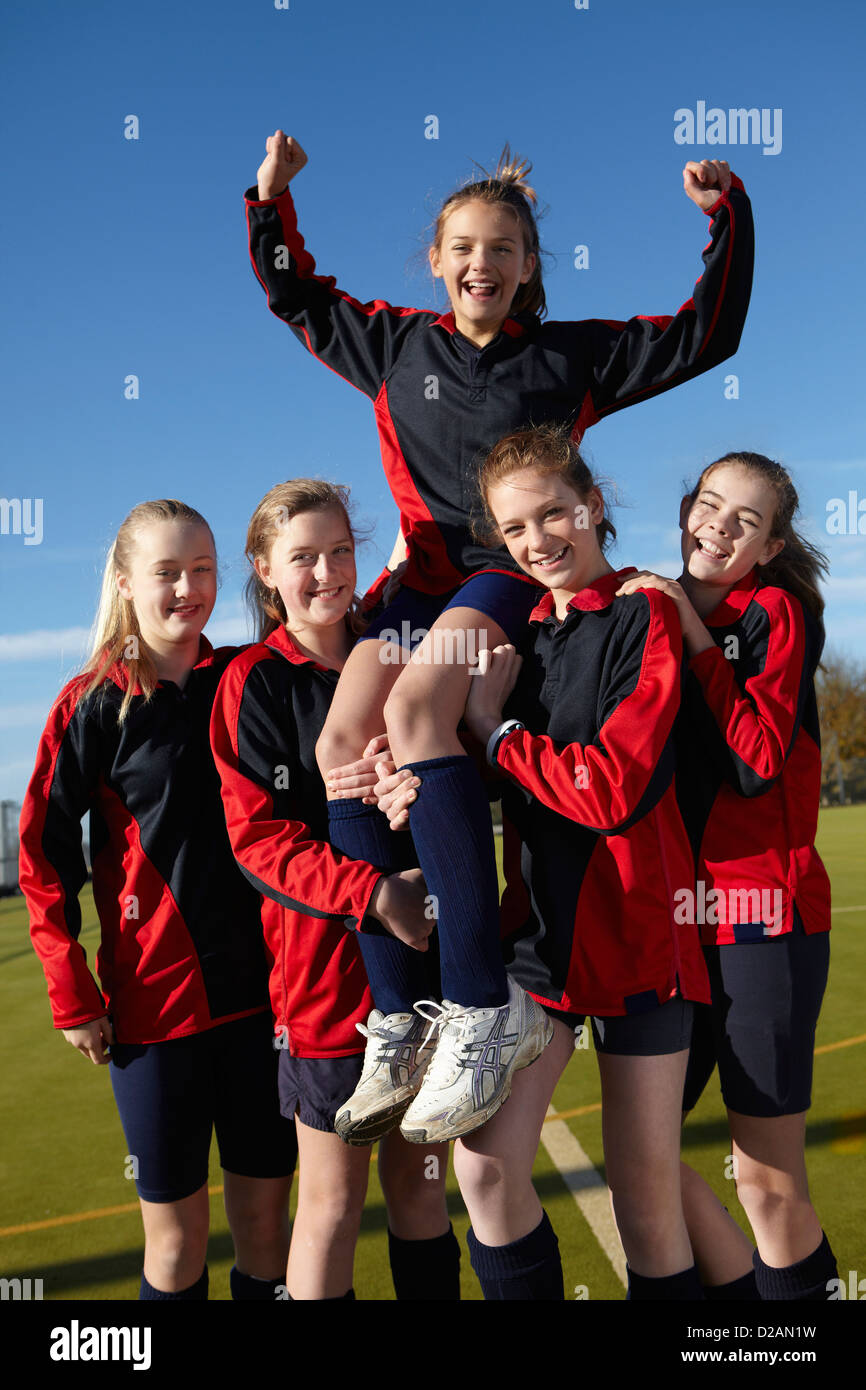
[429,199,536,344]
[255,505,356,639]
[116,519,216,652]
[681,462,785,592]
[485,466,611,613]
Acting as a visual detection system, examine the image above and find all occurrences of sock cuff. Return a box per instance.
[627,1263,703,1301]
[388,1223,460,1252]
[467,1211,558,1278]
[753,1231,837,1299]
[140,1265,208,1300]
[230,1265,284,1301]
[703,1268,761,1301]
[327,796,381,822]
[398,754,471,776]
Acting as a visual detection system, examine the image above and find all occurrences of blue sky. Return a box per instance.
[2,0,865,804]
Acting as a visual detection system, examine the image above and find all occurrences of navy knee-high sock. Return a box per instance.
[703,1268,761,1300]
[388,1225,461,1300]
[466,1212,563,1301]
[402,754,507,1007]
[626,1264,704,1300]
[754,1232,838,1300]
[140,1266,208,1300]
[328,796,435,1015]
[229,1265,285,1301]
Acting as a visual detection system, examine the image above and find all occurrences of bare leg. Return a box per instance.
[139,1184,210,1292]
[377,1133,450,1239]
[385,607,509,765]
[596,1050,693,1277]
[679,1159,754,1284]
[286,1119,371,1299]
[452,1018,575,1244]
[316,638,404,784]
[222,1170,292,1280]
[729,1109,823,1267]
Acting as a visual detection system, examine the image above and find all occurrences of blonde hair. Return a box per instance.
[244,479,368,642]
[432,145,547,319]
[80,499,214,724]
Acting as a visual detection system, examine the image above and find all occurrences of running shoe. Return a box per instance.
[334,1009,435,1145]
[399,977,554,1144]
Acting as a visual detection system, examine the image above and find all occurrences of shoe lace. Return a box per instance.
[413,998,472,1053]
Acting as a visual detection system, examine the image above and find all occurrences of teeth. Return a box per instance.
[698,540,728,558]
[534,547,567,568]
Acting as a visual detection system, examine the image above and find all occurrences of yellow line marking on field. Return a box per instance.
[543,1101,602,1124]
[0,1185,225,1238]
[539,1104,626,1288]
[4,1038,862,1241]
[815,1032,866,1055]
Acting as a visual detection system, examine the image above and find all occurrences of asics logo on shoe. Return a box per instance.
[454,1012,521,1107]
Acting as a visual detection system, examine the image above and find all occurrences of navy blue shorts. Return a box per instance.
[109,1012,298,1203]
[541,996,694,1056]
[359,571,542,651]
[682,908,830,1117]
[278,1051,365,1135]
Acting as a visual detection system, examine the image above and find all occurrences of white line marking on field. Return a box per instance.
[831,904,866,914]
[539,1104,627,1287]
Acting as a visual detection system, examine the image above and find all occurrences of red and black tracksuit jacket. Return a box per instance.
[492,569,710,1016]
[19,641,270,1045]
[245,180,754,594]
[675,571,831,944]
[210,626,382,1058]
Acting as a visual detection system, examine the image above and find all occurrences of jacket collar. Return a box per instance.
[529,567,638,623]
[702,568,760,627]
[264,623,340,672]
[431,310,527,340]
[106,634,216,692]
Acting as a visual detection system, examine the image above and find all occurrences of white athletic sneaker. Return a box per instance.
[399,977,554,1144]
[334,1010,436,1146]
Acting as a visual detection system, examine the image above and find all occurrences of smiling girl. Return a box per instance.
[20,500,296,1300]
[246,134,753,1144]
[400,424,711,1299]
[209,480,458,1300]
[616,452,837,1300]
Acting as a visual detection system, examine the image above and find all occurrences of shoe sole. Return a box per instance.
[334,1091,420,1146]
[399,1016,555,1145]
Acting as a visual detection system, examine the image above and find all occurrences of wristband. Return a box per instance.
[486,719,526,767]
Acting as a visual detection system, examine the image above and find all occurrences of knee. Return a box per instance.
[298,1180,364,1242]
[383,682,420,752]
[381,1150,447,1217]
[315,723,356,779]
[230,1198,289,1254]
[452,1147,508,1210]
[146,1224,207,1282]
[734,1172,807,1228]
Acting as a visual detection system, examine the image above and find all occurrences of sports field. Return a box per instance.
[1,805,863,1301]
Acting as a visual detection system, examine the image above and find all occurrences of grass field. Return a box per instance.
[1,805,863,1301]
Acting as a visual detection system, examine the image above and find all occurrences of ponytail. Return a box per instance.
[431,144,547,319]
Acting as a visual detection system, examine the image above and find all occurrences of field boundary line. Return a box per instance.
[543,1101,602,1124]
[815,1031,866,1056]
[539,1103,626,1288]
[0,1185,225,1239]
